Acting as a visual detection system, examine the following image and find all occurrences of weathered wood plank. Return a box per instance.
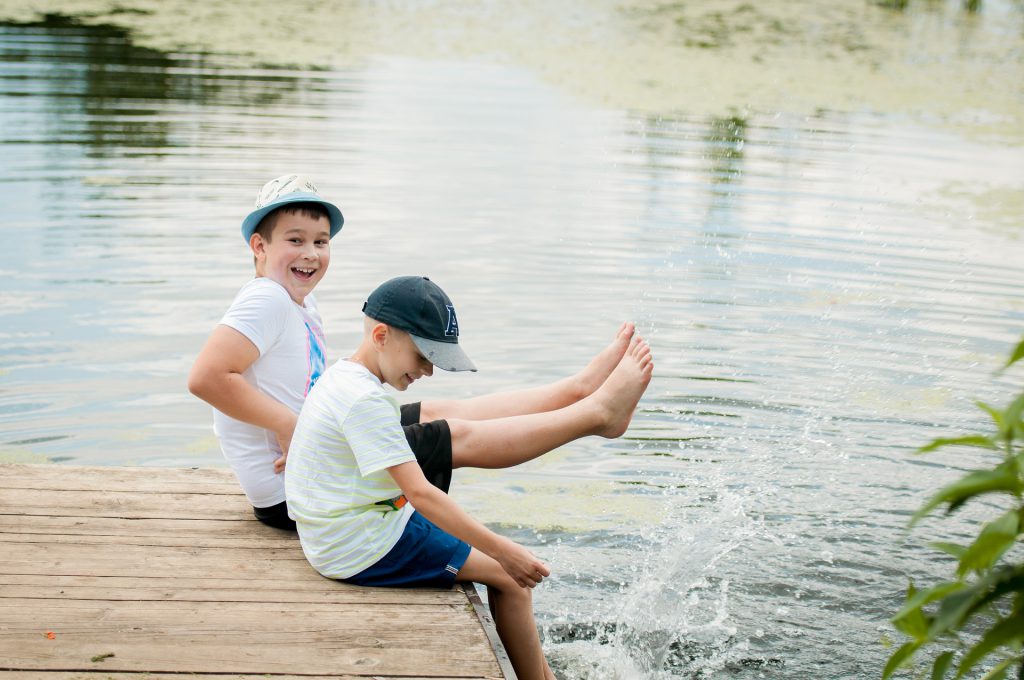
[0,541,314,578]
[0,600,496,676]
[0,464,241,493]
[0,514,296,545]
[0,574,463,603]
[0,464,511,679]
[1,530,298,550]
[0,487,252,520]
[0,583,465,606]
[0,674,494,680]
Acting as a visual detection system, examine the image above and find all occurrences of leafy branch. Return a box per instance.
[884,338,1024,680]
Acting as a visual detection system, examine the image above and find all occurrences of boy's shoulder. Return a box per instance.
[222,277,318,323]
[317,360,385,398]
[229,277,297,307]
[219,278,321,355]
[311,361,398,420]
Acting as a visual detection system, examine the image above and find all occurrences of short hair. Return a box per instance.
[253,202,330,242]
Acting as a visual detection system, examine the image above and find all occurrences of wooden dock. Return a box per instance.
[0,464,514,679]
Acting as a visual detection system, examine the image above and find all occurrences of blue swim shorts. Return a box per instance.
[343,511,471,588]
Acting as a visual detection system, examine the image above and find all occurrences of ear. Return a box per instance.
[249,232,267,260]
[369,323,390,351]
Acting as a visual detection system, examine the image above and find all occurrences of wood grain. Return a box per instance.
[0,464,510,679]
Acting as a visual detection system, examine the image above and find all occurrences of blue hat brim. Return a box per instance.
[410,335,477,372]
[240,192,344,243]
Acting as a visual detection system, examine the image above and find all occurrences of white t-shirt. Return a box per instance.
[285,360,416,579]
[212,277,327,508]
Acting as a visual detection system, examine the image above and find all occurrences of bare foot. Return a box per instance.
[575,322,635,398]
[589,335,653,438]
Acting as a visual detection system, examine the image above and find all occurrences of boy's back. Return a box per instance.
[286,359,417,578]
[214,276,326,508]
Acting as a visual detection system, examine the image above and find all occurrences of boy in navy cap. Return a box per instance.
[190,175,640,531]
[286,276,653,680]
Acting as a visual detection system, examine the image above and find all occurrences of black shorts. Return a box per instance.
[399,402,453,495]
[254,402,453,531]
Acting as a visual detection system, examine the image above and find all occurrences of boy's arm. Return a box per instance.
[188,325,296,471]
[388,461,550,588]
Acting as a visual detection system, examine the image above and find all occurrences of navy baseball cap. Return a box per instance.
[363,276,476,372]
[240,174,344,242]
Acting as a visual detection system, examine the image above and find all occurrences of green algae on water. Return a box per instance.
[0,0,1021,131]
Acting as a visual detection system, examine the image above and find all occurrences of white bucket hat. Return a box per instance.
[240,174,344,242]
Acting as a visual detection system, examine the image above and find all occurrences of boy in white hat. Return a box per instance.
[189,175,641,530]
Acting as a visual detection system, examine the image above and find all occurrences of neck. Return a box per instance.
[348,341,383,382]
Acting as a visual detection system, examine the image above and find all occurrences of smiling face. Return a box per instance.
[376,325,435,391]
[250,209,331,304]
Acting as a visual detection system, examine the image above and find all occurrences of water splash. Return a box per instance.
[545,482,774,678]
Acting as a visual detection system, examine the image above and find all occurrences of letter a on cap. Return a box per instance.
[445,305,459,337]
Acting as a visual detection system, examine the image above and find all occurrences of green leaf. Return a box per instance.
[1003,393,1024,438]
[1013,422,1024,446]
[976,401,1005,431]
[911,463,1023,525]
[893,602,930,640]
[928,570,1003,638]
[892,583,930,639]
[917,436,998,454]
[1002,337,1024,371]
[956,509,1021,577]
[928,587,980,638]
[892,581,964,624]
[977,657,1013,680]
[931,651,954,680]
[930,542,967,559]
[955,615,1024,678]
[982,564,1024,608]
[883,640,921,680]
[929,565,1024,638]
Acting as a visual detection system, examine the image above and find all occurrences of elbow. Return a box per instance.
[187,365,214,401]
[404,481,436,510]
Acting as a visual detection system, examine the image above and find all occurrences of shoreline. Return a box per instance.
[1,0,1021,131]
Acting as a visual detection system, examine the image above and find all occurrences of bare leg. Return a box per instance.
[451,337,653,469]
[420,322,635,422]
[459,549,555,680]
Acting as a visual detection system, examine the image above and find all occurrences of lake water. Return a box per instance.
[1,6,1023,679]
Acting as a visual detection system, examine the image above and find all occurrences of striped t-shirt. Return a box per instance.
[285,359,416,579]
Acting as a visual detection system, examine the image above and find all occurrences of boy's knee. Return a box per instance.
[511,583,534,603]
[490,576,534,602]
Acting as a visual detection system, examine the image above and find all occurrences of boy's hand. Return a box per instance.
[386,463,551,588]
[496,538,550,589]
[270,419,294,473]
[273,429,292,474]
